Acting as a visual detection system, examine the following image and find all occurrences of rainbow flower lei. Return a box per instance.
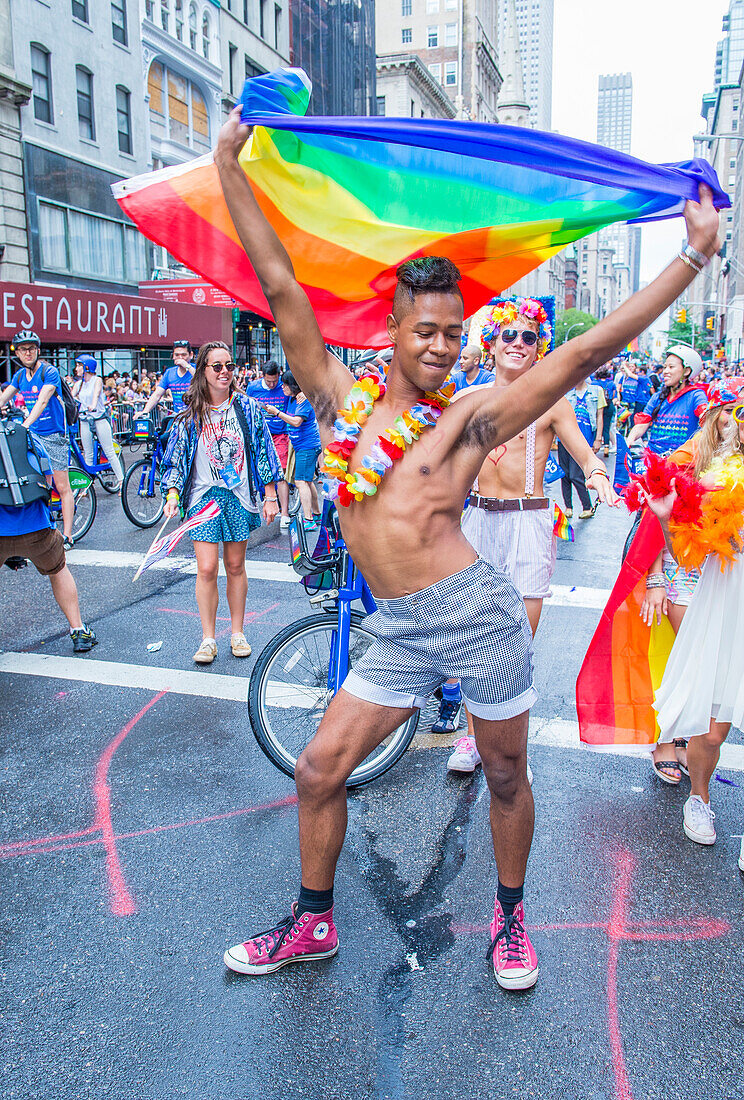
[321,372,455,507]
[480,297,553,361]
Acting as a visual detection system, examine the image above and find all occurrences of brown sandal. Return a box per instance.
[651,755,682,785]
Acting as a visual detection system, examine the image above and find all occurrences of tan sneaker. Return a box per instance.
[230,632,252,657]
[193,638,217,664]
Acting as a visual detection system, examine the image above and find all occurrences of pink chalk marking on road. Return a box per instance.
[453,846,731,1100]
[157,602,282,639]
[0,794,298,860]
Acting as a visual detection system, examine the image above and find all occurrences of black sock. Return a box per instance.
[497,880,523,919]
[296,884,334,917]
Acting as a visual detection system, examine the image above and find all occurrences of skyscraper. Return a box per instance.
[596,72,641,294]
[497,0,553,131]
[714,0,744,91]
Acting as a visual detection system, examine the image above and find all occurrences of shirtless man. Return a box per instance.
[214,106,720,991]
[434,297,619,750]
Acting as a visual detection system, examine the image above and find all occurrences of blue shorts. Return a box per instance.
[343,558,536,720]
[293,447,320,482]
[187,486,261,543]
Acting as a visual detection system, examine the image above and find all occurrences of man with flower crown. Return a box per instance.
[434,296,619,763]
[213,105,721,993]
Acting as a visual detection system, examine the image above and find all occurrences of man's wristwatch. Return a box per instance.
[682,242,710,269]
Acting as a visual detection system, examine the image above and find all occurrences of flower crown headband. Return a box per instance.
[480,296,555,361]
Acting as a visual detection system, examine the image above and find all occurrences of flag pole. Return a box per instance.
[132,514,170,583]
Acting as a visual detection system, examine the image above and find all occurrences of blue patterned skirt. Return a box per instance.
[187,487,261,544]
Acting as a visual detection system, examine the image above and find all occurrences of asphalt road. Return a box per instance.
[1,459,743,1100]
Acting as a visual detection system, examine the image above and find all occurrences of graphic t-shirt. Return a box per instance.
[565,385,606,445]
[0,432,53,536]
[246,379,288,434]
[286,396,321,451]
[640,387,707,455]
[450,367,493,392]
[190,398,257,513]
[11,363,66,436]
[160,365,194,411]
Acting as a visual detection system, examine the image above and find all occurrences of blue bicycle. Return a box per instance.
[248,504,419,788]
[69,419,126,495]
[120,415,168,528]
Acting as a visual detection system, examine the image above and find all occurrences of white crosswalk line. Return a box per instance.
[2,650,743,772]
[64,548,611,609]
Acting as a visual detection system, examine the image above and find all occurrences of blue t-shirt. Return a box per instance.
[160,365,194,412]
[286,397,321,452]
[0,432,53,536]
[598,377,617,402]
[11,363,66,436]
[246,379,289,435]
[619,375,638,405]
[634,376,652,406]
[450,367,492,392]
[641,387,707,455]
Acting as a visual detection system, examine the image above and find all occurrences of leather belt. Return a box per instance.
[468,493,549,512]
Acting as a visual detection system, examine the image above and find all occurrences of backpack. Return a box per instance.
[41,364,79,427]
[0,420,51,508]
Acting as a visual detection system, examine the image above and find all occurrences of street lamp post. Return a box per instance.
[564,321,586,343]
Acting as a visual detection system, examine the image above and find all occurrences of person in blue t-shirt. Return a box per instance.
[449,344,493,391]
[627,344,707,455]
[144,339,195,415]
[267,372,322,530]
[0,427,96,652]
[0,330,74,547]
[246,360,292,528]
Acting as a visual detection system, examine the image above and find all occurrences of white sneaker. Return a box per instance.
[683,795,716,846]
[193,638,217,664]
[527,762,533,787]
[447,735,481,773]
[279,516,291,530]
[739,836,744,873]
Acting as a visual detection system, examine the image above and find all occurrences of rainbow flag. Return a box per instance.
[553,502,574,542]
[625,337,640,354]
[113,69,729,349]
[576,510,674,749]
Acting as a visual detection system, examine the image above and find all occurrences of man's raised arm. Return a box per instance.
[454,185,720,450]
[215,108,349,404]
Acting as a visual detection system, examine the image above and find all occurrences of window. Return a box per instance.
[427,25,439,47]
[444,21,457,45]
[376,94,385,115]
[30,44,53,124]
[274,4,281,47]
[228,43,237,96]
[444,60,457,85]
[175,0,183,39]
[402,26,412,43]
[401,0,411,13]
[445,0,457,8]
[426,0,439,11]
[76,66,95,141]
[149,62,211,152]
[116,86,132,154]
[259,0,265,37]
[245,58,265,80]
[148,60,164,114]
[161,0,169,31]
[428,62,441,83]
[111,0,128,45]
[72,0,88,22]
[145,0,154,18]
[189,3,197,49]
[411,99,415,117]
[39,201,150,282]
[202,11,210,58]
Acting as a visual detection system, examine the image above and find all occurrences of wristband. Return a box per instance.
[645,580,666,590]
[586,468,609,479]
[264,495,278,502]
[167,489,179,501]
[678,250,703,275]
[682,242,710,269]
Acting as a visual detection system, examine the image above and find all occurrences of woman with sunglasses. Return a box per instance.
[640,383,742,783]
[643,397,744,854]
[161,341,282,664]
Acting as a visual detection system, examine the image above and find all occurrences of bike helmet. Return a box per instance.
[13,330,40,348]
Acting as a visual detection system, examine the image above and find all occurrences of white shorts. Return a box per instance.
[461,504,556,600]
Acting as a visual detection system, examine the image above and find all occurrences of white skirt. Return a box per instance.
[654,551,744,741]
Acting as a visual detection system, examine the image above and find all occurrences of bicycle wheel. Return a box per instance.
[97,451,126,495]
[121,457,164,528]
[248,614,419,788]
[56,481,97,542]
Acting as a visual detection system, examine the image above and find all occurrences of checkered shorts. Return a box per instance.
[343,558,536,720]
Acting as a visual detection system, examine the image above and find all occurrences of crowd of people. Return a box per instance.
[1,144,742,993]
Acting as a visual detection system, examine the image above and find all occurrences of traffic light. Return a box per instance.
[706,316,715,330]
[675,308,687,323]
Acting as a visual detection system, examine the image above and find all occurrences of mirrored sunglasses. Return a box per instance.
[501,329,538,347]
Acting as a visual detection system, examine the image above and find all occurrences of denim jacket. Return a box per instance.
[160,393,283,511]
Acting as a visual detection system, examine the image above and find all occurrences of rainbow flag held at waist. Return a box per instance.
[553,503,574,542]
[113,69,729,349]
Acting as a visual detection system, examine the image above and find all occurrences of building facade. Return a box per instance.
[292,0,377,116]
[219,0,291,111]
[376,53,456,117]
[715,0,744,91]
[0,0,31,282]
[375,0,502,123]
[497,0,552,131]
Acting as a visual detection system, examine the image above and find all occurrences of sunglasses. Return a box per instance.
[209,362,236,374]
[501,329,538,347]
[733,404,744,423]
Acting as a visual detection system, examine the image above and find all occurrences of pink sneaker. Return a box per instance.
[224,906,339,975]
[488,900,538,990]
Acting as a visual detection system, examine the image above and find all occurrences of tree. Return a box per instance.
[555,308,599,346]
[665,319,712,355]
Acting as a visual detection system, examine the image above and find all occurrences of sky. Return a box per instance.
[551,0,730,284]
